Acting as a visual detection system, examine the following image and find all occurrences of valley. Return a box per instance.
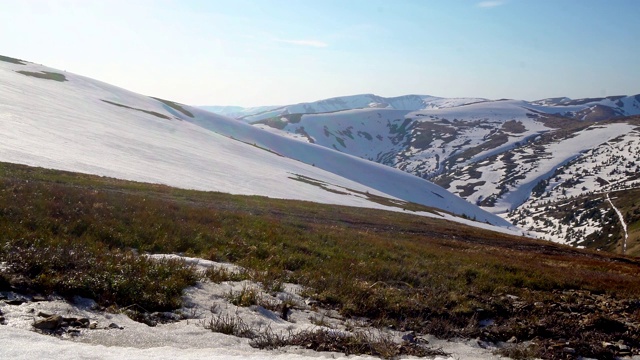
[234,94,640,253]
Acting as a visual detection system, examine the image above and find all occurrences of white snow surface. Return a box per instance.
[0,255,506,360]
[199,105,284,122]
[444,123,636,215]
[491,123,636,213]
[0,58,512,228]
[209,94,488,123]
[260,99,551,180]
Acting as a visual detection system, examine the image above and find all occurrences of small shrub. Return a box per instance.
[205,313,254,338]
[309,313,332,328]
[225,285,261,307]
[203,267,248,283]
[251,328,447,359]
[495,343,540,360]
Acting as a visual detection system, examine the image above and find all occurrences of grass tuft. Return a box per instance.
[205,313,255,338]
[251,328,448,359]
[225,285,261,307]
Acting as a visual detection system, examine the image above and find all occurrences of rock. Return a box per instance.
[402,332,417,343]
[153,311,182,322]
[507,336,518,343]
[562,347,576,354]
[0,316,5,324]
[37,311,53,318]
[89,322,98,330]
[5,298,25,305]
[31,295,46,302]
[108,322,123,330]
[33,315,63,330]
[280,305,291,321]
[61,317,91,328]
[0,273,11,290]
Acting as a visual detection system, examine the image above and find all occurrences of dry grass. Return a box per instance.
[1,161,640,358]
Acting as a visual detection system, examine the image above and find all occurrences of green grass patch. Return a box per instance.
[2,238,197,310]
[1,55,26,65]
[16,70,67,82]
[101,100,171,120]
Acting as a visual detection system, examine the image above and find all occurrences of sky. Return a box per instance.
[2,0,639,107]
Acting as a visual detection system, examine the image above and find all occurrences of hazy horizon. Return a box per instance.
[3,0,639,107]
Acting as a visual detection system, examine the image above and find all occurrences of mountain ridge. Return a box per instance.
[228,92,640,253]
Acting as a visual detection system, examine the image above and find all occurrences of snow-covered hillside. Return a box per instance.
[506,125,640,246]
[530,95,640,121]
[203,94,487,123]
[243,92,640,250]
[0,55,511,228]
[253,100,551,179]
[199,105,282,121]
[442,123,637,212]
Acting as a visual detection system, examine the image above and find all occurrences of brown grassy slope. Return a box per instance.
[1,161,640,358]
[607,188,640,256]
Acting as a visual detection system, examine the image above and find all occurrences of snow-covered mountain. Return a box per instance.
[202,94,488,123]
[0,55,511,229]
[236,93,640,251]
[198,105,282,120]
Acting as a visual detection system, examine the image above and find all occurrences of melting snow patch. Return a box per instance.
[0,254,506,360]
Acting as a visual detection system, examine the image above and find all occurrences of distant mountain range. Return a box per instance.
[202,93,640,254]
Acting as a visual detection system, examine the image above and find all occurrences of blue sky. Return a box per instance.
[2,0,639,106]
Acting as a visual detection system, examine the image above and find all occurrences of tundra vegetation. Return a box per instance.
[1,161,639,359]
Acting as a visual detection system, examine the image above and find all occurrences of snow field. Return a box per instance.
[0,58,511,228]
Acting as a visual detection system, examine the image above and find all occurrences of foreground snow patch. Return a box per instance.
[0,254,505,360]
